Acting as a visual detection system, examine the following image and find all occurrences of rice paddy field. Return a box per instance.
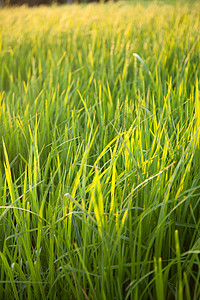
[0,1,200,299]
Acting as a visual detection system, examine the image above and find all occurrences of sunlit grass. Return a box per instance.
[0,1,200,299]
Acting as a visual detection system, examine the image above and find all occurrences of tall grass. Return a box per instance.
[0,2,200,299]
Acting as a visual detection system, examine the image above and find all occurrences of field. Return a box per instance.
[0,1,200,299]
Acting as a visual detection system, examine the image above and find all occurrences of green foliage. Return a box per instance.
[0,2,200,299]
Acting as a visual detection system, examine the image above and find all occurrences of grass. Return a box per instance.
[0,1,200,299]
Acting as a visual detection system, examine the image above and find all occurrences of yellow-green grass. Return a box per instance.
[0,2,200,299]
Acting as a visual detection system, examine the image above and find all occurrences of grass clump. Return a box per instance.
[0,2,200,299]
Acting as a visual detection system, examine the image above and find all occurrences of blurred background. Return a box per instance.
[1,0,113,5]
[1,0,191,7]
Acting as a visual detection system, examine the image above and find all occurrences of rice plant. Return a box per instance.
[0,1,200,299]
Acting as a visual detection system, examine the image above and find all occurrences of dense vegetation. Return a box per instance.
[2,0,105,6]
[0,2,200,299]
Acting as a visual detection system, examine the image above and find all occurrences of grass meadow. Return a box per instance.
[0,1,200,299]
